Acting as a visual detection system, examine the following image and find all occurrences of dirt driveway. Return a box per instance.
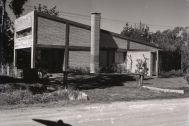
[1,98,189,126]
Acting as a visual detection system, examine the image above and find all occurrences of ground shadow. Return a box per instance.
[0,75,21,84]
[49,74,138,90]
[0,74,154,92]
[33,119,72,126]
[0,75,47,94]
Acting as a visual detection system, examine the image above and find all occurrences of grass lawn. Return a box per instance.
[50,73,189,102]
[1,74,189,109]
[143,76,189,90]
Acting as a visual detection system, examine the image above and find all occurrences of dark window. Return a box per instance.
[16,27,32,38]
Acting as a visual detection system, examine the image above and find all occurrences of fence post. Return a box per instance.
[1,64,3,75]
[14,67,17,78]
[7,66,9,76]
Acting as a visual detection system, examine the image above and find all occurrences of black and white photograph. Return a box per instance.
[0,0,189,125]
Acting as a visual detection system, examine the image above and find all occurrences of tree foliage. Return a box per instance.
[34,4,59,17]
[150,27,187,52]
[9,0,28,18]
[121,21,150,42]
[121,22,189,71]
[2,12,14,64]
[1,0,28,64]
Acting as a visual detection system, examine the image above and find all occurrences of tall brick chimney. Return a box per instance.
[90,12,101,73]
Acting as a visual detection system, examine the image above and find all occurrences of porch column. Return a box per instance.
[31,46,35,68]
[13,49,17,68]
[63,48,69,71]
[63,23,69,71]
[156,50,159,77]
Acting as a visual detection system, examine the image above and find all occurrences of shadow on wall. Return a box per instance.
[100,31,119,49]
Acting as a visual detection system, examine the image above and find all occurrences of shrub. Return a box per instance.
[68,67,90,74]
[98,65,131,74]
[184,74,189,84]
[159,69,184,78]
[97,66,116,73]
[68,65,132,74]
[135,57,149,75]
[0,88,80,106]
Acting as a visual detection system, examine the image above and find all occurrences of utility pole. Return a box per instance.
[0,0,5,70]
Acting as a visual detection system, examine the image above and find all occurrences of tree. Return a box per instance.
[150,27,189,71]
[0,0,28,65]
[121,21,151,42]
[2,11,14,64]
[34,4,59,17]
[0,1,6,54]
[9,0,28,18]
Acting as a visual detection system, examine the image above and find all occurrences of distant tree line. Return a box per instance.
[121,22,189,71]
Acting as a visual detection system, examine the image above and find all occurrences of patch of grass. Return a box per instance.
[0,88,80,106]
[159,69,185,78]
[143,77,189,90]
[1,74,189,109]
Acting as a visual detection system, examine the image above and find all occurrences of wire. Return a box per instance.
[4,2,184,29]
[59,13,90,20]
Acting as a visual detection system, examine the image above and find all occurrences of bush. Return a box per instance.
[159,69,184,78]
[68,65,131,74]
[68,67,90,74]
[0,88,80,106]
[184,74,189,84]
[135,55,149,76]
[97,66,116,73]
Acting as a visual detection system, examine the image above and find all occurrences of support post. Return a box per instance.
[63,23,69,89]
[14,67,17,78]
[156,50,159,77]
[31,46,35,69]
[137,74,144,88]
[7,66,9,76]
[1,64,3,75]
[13,49,17,77]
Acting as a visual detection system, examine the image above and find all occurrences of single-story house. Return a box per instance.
[14,11,180,76]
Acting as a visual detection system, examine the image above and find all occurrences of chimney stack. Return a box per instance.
[90,12,101,73]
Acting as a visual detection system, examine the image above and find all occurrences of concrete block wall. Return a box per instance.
[127,51,152,76]
[69,25,91,47]
[14,11,34,49]
[15,11,34,32]
[69,51,90,68]
[37,17,66,45]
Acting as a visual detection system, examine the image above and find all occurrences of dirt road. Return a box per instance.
[1,98,189,126]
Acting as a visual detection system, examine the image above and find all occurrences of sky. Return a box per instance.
[5,0,189,33]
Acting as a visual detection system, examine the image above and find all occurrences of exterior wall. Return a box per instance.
[14,11,34,49]
[99,51,107,67]
[126,51,152,76]
[69,25,91,47]
[69,51,90,68]
[37,17,66,45]
[130,41,158,51]
[100,32,128,49]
